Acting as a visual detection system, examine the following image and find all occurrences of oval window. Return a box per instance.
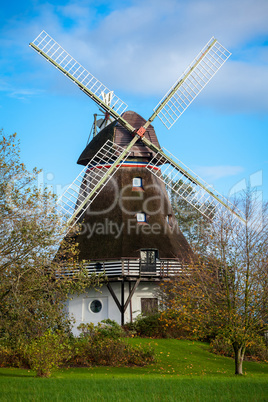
[89,299,102,313]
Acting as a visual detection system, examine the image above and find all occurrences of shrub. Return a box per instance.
[0,345,22,368]
[71,337,155,367]
[25,331,71,377]
[78,319,124,340]
[1,321,155,371]
[125,312,193,339]
[71,320,155,367]
[125,313,165,338]
[0,342,28,368]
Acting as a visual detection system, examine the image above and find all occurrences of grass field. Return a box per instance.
[0,339,267,401]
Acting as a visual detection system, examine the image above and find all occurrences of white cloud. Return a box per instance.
[1,0,268,113]
[196,165,244,182]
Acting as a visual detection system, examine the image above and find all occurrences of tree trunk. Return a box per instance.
[233,342,246,375]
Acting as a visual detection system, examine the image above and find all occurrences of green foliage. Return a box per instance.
[78,319,124,340]
[71,336,155,367]
[124,310,198,339]
[0,343,26,368]
[72,320,155,367]
[125,313,165,338]
[25,331,71,377]
[159,190,268,375]
[0,130,104,347]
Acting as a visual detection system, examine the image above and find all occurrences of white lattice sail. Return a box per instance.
[154,38,231,129]
[30,31,128,116]
[146,147,245,223]
[57,140,130,230]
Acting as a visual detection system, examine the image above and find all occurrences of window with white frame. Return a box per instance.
[132,177,142,187]
[137,212,146,222]
[89,299,102,313]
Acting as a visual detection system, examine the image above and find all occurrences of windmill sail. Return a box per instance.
[57,140,131,230]
[144,143,245,223]
[147,38,231,130]
[30,31,242,226]
[30,31,128,118]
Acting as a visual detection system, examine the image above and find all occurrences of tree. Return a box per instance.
[159,190,268,375]
[0,130,103,345]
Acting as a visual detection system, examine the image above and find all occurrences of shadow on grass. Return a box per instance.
[0,369,35,378]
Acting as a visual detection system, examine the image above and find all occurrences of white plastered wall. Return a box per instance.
[68,281,158,336]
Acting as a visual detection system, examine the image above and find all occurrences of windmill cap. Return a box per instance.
[77,111,161,166]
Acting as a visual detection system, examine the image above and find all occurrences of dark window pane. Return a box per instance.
[90,300,102,313]
[141,298,158,315]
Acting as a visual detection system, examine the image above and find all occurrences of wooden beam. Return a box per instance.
[121,280,125,326]
[124,279,140,313]
[107,282,122,313]
[107,279,141,325]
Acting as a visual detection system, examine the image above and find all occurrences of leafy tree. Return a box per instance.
[0,130,103,345]
[159,190,268,375]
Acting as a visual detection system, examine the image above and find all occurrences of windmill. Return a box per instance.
[30,31,244,330]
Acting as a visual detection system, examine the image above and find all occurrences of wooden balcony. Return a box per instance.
[58,258,184,279]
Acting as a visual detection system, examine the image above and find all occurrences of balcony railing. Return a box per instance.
[57,258,184,278]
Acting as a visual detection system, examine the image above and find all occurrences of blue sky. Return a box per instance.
[1,0,268,202]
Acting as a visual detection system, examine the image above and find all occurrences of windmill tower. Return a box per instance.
[30,32,245,333]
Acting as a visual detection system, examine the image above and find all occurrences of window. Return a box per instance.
[95,262,102,272]
[133,177,142,187]
[166,214,173,226]
[137,212,146,222]
[89,299,102,313]
[140,249,158,273]
[141,298,158,315]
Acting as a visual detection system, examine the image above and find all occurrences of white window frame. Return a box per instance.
[132,177,142,187]
[137,212,146,222]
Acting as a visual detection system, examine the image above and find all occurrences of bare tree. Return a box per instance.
[159,190,268,375]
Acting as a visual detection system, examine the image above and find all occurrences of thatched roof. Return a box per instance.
[74,166,192,261]
[63,110,193,263]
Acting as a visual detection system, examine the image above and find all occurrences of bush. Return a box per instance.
[25,331,71,377]
[0,321,155,371]
[71,320,155,367]
[78,319,124,340]
[125,312,193,339]
[124,313,165,338]
[0,341,29,368]
[0,345,23,368]
[71,337,155,367]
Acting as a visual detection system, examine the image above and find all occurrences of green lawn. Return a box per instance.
[0,339,267,401]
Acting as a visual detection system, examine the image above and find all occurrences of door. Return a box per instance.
[141,298,158,315]
[140,249,158,273]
